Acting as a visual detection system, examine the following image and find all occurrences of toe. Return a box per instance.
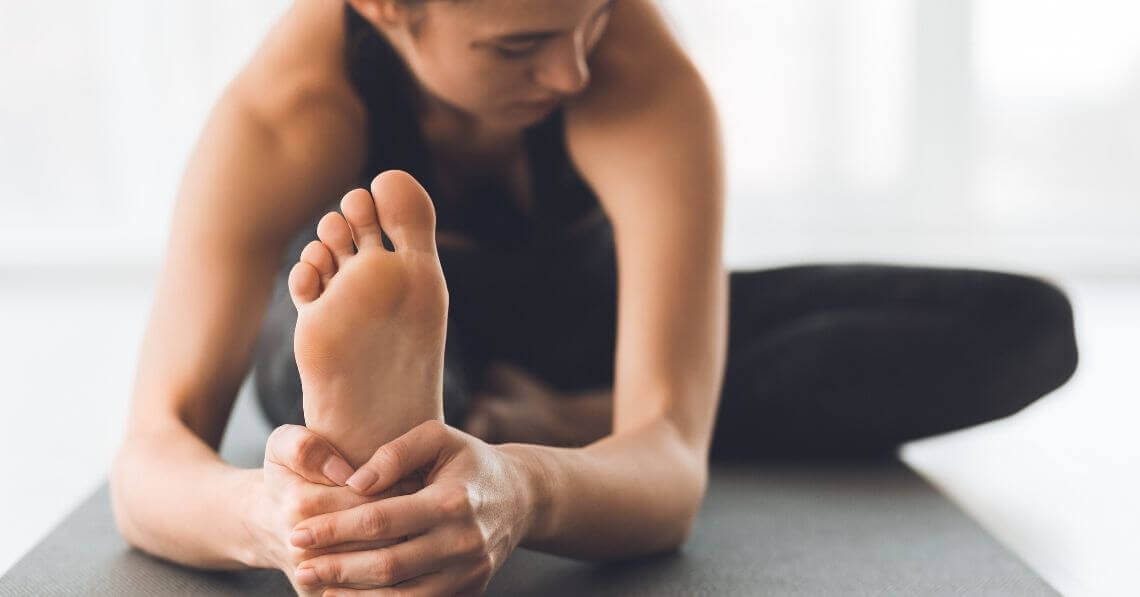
[317,212,355,267]
[288,262,321,308]
[341,188,383,250]
[300,240,336,287]
[370,170,437,253]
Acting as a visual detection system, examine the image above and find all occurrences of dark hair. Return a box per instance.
[343,3,437,186]
[359,0,463,36]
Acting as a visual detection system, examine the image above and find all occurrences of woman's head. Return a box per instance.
[348,0,615,127]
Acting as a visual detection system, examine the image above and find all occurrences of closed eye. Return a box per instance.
[494,41,543,59]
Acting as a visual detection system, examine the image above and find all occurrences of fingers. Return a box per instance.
[317,565,487,597]
[483,362,547,397]
[285,477,430,553]
[296,528,460,590]
[460,398,500,443]
[477,401,516,444]
[265,424,356,487]
[294,483,449,549]
[345,420,455,495]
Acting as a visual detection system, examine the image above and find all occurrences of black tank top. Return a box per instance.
[342,6,618,391]
[343,6,602,252]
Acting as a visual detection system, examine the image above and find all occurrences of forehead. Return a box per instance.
[433,0,611,35]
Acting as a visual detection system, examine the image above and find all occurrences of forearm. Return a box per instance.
[502,417,706,560]
[110,418,261,570]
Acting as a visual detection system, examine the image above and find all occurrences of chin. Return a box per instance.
[475,110,543,132]
[505,103,559,124]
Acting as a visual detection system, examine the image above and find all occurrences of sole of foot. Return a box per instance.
[289,170,448,468]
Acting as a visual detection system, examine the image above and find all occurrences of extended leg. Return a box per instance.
[710,264,1079,461]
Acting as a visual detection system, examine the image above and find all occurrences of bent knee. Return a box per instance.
[1014,274,1079,382]
[983,273,1079,418]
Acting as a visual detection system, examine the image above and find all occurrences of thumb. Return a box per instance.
[264,424,356,487]
[345,420,456,495]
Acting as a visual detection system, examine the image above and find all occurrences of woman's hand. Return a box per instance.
[463,362,612,447]
[245,424,423,596]
[287,420,537,596]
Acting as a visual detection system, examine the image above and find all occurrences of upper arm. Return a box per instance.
[127,9,367,449]
[565,0,727,458]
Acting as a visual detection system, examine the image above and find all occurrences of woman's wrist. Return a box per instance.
[231,467,276,570]
[496,442,563,544]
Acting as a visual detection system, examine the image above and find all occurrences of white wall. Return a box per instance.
[0,0,290,267]
[1,0,1138,275]
[661,0,1140,275]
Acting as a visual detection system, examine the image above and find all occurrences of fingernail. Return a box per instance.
[290,529,314,548]
[322,456,354,486]
[346,468,378,492]
[295,566,320,586]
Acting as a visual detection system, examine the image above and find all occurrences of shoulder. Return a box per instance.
[565,0,717,161]
[580,0,698,88]
[569,0,712,115]
[225,0,367,155]
[564,1,720,214]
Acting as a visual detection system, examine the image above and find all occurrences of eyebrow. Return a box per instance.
[488,0,617,44]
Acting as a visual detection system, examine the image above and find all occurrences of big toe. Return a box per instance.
[370,170,437,253]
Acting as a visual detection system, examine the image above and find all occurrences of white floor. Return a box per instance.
[0,267,1136,595]
[902,277,1140,596]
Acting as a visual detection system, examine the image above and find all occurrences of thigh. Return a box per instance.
[730,263,1039,331]
[714,263,1077,460]
[725,263,1076,359]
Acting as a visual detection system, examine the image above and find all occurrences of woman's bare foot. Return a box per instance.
[288,170,448,468]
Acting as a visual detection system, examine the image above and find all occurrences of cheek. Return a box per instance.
[415,48,532,112]
[464,62,528,103]
[414,59,481,107]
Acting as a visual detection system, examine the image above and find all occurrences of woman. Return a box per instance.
[111,0,1079,595]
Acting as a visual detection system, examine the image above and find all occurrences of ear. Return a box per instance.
[347,0,410,29]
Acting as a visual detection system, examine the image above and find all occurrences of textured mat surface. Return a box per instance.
[1,391,1058,596]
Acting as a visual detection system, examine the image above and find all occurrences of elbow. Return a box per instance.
[659,426,710,552]
[655,515,699,555]
[669,479,707,551]
[597,464,705,560]
[675,519,699,551]
[644,505,701,558]
[109,444,145,550]
[655,463,708,554]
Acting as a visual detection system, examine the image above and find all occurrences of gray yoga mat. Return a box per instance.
[1,388,1057,596]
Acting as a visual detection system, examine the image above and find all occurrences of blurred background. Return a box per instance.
[1,1,1137,594]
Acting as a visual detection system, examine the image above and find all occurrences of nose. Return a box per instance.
[535,37,590,96]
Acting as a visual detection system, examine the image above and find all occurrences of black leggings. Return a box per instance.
[711,264,1077,460]
[254,263,1078,462]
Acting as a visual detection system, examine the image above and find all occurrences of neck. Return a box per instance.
[415,87,524,158]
